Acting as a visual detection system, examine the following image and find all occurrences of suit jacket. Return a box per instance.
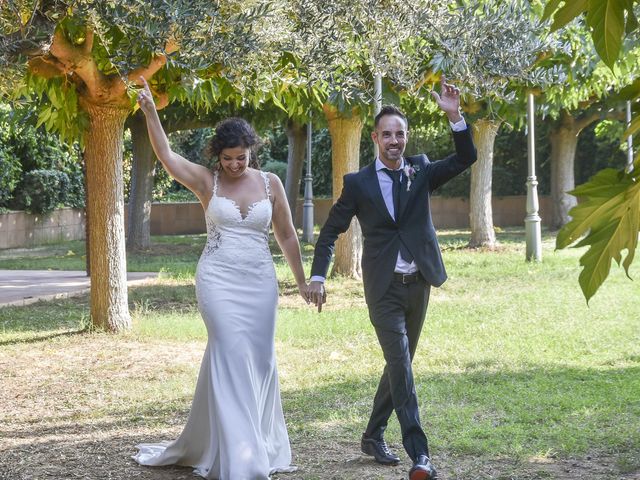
[311,126,477,305]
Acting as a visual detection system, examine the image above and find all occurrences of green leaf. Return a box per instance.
[586,0,626,68]
[557,169,630,248]
[557,171,640,302]
[271,94,287,112]
[541,0,565,22]
[550,0,588,31]
[615,78,640,100]
[36,107,52,129]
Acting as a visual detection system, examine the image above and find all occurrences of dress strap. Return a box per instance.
[212,170,219,197]
[260,171,272,200]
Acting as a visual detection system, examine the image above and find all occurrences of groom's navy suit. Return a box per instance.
[311,126,476,460]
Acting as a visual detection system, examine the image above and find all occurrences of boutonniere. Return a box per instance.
[403,163,420,191]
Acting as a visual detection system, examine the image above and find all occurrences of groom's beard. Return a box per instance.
[381,145,403,163]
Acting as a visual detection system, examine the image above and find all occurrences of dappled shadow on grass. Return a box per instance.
[281,365,640,478]
[0,297,89,343]
[1,401,193,441]
[282,364,640,451]
[0,433,197,480]
[0,328,87,347]
[1,365,638,480]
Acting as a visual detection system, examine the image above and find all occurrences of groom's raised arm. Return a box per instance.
[426,126,477,193]
[425,75,477,192]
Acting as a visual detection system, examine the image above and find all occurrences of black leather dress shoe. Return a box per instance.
[360,434,400,465]
[408,454,438,480]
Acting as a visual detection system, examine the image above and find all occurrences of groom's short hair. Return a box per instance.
[375,105,409,130]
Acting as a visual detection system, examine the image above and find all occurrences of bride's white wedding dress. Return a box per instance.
[133,171,296,479]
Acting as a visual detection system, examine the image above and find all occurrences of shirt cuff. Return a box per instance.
[310,275,326,283]
[449,116,467,132]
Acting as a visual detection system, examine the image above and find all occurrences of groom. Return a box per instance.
[308,77,476,480]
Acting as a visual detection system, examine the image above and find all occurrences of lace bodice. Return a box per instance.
[201,170,273,264]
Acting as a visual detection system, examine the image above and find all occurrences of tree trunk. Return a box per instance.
[469,118,500,248]
[126,110,156,251]
[323,104,363,278]
[82,102,131,332]
[284,118,307,220]
[549,111,581,230]
[82,154,90,276]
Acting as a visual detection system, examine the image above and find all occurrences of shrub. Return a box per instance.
[0,145,21,206]
[13,169,71,214]
[262,160,287,184]
[0,104,84,211]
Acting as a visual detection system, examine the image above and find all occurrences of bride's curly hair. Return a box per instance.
[207,118,262,170]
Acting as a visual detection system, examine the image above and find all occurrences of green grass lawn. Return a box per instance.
[0,234,206,272]
[1,228,639,479]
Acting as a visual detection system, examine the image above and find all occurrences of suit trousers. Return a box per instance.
[364,275,431,461]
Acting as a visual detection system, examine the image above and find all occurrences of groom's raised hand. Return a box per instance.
[308,281,327,313]
[430,75,462,124]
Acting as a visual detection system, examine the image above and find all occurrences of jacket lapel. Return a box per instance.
[397,157,419,222]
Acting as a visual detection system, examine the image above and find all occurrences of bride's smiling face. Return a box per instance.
[219,147,250,178]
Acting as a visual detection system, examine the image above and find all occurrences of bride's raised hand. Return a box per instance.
[136,76,157,116]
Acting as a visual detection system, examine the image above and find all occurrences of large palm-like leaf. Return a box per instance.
[557,167,640,302]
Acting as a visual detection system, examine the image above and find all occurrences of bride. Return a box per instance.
[132,77,309,479]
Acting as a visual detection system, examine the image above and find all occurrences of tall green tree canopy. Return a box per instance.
[0,0,280,331]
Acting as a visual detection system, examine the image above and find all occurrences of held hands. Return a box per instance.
[308,280,327,313]
[430,75,462,124]
[136,76,157,116]
[298,282,311,304]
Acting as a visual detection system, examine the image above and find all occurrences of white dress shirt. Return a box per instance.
[310,117,467,283]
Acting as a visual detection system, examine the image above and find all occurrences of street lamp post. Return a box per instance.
[627,100,634,172]
[525,92,542,262]
[302,116,314,243]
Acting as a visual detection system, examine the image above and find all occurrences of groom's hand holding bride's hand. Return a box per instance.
[308,281,326,313]
[298,282,312,305]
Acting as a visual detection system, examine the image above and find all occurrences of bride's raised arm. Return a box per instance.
[136,76,212,203]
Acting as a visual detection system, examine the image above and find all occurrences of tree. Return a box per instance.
[283,118,307,219]
[0,0,278,331]
[430,0,553,248]
[287,0,494,274]
[256,57,318,221]
[544,0,640,301]
[284,0,555,271]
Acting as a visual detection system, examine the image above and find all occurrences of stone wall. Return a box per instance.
[1,196,552,249]
[0,208,86,249]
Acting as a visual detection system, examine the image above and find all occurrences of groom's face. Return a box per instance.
[372,114,408,166]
